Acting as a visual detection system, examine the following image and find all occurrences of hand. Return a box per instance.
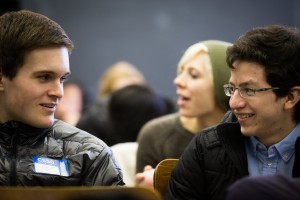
[135,165,155,188]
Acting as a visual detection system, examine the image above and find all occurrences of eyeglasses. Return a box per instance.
[223,84,280,98]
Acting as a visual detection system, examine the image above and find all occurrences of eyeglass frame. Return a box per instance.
[223,84,280,98]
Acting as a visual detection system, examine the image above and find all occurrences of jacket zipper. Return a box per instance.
[9,122,18,186]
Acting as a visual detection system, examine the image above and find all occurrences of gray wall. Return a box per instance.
[20,0,300,101]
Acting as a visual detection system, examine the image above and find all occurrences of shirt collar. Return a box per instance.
[275,122,300,162]
[248,123,300,162]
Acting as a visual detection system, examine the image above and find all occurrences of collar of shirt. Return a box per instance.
[248,122,300,162]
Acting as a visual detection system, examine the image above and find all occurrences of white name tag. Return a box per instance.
[33,156,69,176]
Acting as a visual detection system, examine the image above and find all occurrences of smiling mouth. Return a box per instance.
[235,113,254,120]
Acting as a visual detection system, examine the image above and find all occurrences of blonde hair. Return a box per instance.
[98,61,145,99]
[177,40,232,112]
[177,42,212,81]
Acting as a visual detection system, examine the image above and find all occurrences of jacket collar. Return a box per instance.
[220,110,238,123]
[0,121,52,146]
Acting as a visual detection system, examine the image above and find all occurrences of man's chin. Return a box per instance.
[240,126,255,137]
[32,118,54,128]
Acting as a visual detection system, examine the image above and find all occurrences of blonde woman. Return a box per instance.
[135,40,231,187]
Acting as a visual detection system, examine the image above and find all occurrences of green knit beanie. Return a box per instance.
[201,40,232,112]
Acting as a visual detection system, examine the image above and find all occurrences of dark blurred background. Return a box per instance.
[1,0,300,101]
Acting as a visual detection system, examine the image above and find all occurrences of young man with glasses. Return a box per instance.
[165,24,300,200]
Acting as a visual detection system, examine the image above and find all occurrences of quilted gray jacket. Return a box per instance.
[0,119,124,186]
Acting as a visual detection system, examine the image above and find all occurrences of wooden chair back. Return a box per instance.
[0,186,162,200]
[153,158,179,196]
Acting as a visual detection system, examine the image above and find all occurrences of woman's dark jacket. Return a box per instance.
[0,119,124,186]
[165,111,300,200]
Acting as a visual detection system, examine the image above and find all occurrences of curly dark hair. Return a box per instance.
[227,25,300,122]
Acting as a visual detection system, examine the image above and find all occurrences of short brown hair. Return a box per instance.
[0,10,74,79]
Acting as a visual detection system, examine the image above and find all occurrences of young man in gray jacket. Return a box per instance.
[0,10,124,186]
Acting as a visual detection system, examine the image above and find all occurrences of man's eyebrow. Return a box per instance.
[228,80,259,87]
[32,71,71,76]
[63,72,71,76]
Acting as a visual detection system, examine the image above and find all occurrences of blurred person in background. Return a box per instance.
[223,174,300,200]
[98,61,146,99]
[109,84,176,186]
[135,40,231,187]
[55,80,90,126]
[77,61,146,146]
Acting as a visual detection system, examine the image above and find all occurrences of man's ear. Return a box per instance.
[284,86,300,110]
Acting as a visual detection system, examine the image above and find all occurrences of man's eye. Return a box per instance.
[244,88,255,94]
[61,77,68,83]
[39,74,51,81]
